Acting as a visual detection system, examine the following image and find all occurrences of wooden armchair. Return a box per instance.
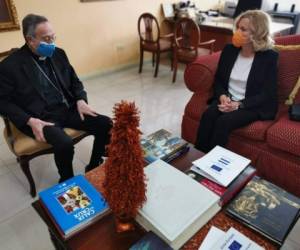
[0,49,89,197]
[172,18,215,83]
[138,12,174,77]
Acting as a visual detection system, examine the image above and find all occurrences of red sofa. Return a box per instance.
[182,35,300,196]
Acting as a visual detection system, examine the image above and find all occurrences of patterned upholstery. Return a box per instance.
[184,52,220,93]
[181,34,300,196]
[267,114,300,156]
[276,46,300,103]
[232,120,275,141]
[275,35,300,103]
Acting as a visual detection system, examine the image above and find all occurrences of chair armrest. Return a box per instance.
[160,33,174,39]
[1,116,15,148]
[198,39,216,46]
[198,39,216,54]
[184,51,221,93]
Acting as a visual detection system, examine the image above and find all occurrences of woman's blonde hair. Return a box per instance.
[234,10,274,51]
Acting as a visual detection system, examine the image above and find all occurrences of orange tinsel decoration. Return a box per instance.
[103,101,146,219]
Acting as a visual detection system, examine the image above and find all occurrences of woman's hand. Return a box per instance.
[219,94,231,105]
[218,101,240,113]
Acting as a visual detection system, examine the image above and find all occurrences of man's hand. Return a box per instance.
[27,118,54,142]
[77,100,97,121]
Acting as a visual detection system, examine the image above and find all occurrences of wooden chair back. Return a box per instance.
[138,12,160,46]
[174,17,200,60]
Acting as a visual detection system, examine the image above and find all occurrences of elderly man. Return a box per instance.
[0,14,112,182]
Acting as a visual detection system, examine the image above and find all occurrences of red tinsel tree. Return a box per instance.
[103,101,146,223]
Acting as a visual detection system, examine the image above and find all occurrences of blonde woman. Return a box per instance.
[195,10,278,153]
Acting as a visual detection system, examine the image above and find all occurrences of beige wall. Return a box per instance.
[0,0,217,76]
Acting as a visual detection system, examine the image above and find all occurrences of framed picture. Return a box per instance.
[0,0,20,32]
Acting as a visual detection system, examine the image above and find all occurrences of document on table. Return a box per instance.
[192,146,250,187]
[198,226,225,250]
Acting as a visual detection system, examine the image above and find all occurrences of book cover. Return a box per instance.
[130,231,173,250]
[141,129,188,163]
[210,227,264,250]
[186,165,256,206]
[192,146,250,187]
[39,175,109,239]
[226,176,300,245]
[135,159,221,250]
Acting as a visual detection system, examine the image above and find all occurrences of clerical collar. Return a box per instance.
[38,56,47,61]
[26,44,47,61]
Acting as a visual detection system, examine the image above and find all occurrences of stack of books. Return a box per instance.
[39,175,110,239]
[226,176,300,246]
[135,159,221,250]
[141,129,189,163]
[187,146,255,206]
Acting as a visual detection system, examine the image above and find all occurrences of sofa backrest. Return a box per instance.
[275,35,300,104]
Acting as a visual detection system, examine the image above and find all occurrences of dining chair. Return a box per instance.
[172,17,215,83]
[138,12,174,77]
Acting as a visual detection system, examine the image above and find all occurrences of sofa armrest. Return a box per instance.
[184,52,221,94]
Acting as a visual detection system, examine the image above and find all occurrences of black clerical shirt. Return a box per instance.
[32,56,64,108]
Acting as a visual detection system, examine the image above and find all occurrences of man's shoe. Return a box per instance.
[84,164,96,173]
[58,176,73,183]
[85,158,104,173]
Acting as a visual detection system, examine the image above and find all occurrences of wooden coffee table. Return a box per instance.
[32,147,278,250]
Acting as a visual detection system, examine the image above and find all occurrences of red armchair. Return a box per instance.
[182,35,300,196]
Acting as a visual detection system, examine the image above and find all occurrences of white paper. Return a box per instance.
[210,227,264,250]
[192,146,250,187]
[198,226,225,250]
[162,3,174,18]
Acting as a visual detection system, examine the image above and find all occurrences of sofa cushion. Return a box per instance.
[232,120,275,141]
[276,44,300,104]
[267,115,300,156]
[285,76,300,105]
[4,124,87,156]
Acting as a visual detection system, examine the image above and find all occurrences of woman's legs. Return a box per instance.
[209,109,259,149]
[195,106,259,152]
[195,104,222,153]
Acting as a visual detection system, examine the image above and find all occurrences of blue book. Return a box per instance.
[39,175,109,239]
[130,231,173,250]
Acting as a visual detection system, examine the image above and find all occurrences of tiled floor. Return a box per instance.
[0,63,191,250]
[0,63,299,250]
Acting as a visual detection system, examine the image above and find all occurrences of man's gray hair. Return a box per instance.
[22,14,48,39]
